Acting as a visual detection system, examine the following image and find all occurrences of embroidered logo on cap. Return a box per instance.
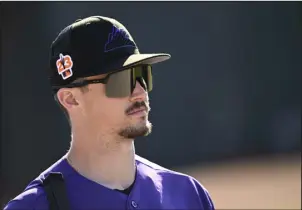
[56,53,73,80]
[104,26,136,52]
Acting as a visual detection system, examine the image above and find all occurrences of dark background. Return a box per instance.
[1,2,301,207]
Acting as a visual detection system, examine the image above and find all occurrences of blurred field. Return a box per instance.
[177,153,301,209]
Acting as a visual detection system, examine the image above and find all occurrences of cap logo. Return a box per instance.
[56,53,73,80]
[104,26,136,52]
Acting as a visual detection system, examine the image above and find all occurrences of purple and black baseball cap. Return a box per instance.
[48,16,171,91]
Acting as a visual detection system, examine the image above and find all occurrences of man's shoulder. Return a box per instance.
[136,155,195,178]
[135,155,215,209]
[135,155,204,185]
[4,156,70,210]
[4,186,48,210]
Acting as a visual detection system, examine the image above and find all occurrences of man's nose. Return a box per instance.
[130,80,148,102]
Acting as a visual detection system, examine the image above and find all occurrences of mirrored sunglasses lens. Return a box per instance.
[133,65,152,92]
[106,69,131,97]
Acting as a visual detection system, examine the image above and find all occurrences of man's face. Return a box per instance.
[75,73,152,139]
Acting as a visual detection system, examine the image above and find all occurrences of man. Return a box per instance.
[4,16,215,210]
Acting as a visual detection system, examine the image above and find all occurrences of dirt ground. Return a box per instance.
[176,153,301,209]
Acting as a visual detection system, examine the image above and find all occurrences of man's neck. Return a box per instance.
[66,132,136,190]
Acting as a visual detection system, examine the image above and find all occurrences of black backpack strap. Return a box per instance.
[42,172,70,210]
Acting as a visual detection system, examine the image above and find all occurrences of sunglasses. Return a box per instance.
[55,65,153,98]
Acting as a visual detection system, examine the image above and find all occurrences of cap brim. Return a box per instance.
[96,53,171,76]
[122,53,171,67]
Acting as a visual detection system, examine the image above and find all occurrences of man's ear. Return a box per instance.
[56,88,79,111]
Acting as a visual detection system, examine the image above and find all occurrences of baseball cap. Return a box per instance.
[49,16,171,91]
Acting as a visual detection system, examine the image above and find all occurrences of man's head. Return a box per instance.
[48,16,170,139]
[56,70,152,139]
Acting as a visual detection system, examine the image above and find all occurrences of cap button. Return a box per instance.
[75,19,82,22]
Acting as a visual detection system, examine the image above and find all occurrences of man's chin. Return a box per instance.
[118,121,152,139]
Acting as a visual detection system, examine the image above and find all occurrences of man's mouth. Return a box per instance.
[126,101,150,116]
[127,107,147,115]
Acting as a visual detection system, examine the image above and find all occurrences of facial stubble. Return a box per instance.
[118,116,152,139]
[119,101,152,139]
